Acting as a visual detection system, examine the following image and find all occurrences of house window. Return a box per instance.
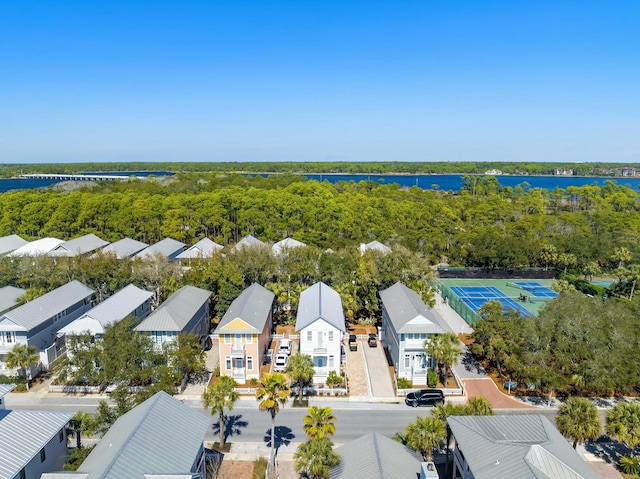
[328,331,334,342]
[404,354,410,368]
[247,357,253,370]
[236,334,242,344]
[40,447,46,462]
[59,429,64,442]
[328,355,334,368]
[225,357,231,370]
[19,469,25,479]
[3,331,14,344]
[224,334,230,344]
[154,331,163,345]
[307,331,312,342]
[246,334,253,344]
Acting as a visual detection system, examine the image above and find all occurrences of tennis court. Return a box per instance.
[450,285,533,316]
[511,281,557,298]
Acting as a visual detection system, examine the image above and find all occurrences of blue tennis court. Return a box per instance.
[512,281,557,298]
[450,286,532,316]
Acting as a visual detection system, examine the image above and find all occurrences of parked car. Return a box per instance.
[278,338,292,356]
[368,333,377,347]
[404,389,445,407]
[274,353,289,372]
[290,384,316,397]
[348,334,357,352]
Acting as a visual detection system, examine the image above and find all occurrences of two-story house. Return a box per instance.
[48,233,110,257]
[0,281,95,375]
[216,283,275,383]
[134,285,212,349]
[379,282,449,385]
[296,282,345,384]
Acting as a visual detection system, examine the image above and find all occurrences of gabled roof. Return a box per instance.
[49,234,110,257]
[0,235,28,256]
[135,286,211,333]
[176,238,223,259]
[8,237,64,257]
[71,391,209,479]
[100,238,149,259]
[0,384,15,399]
[217,283,275,334]
[379,282,448,335]
[295,282,345,332]
[330,432,422,479]
[233,234,265,250]
[58,285,153,336]
[135,238,186,260]
[0,409,72,479]
[362,240,391,254]
[447,415,600,479]
[272,237,306,255]
[0,281,94,332]
[0,286,26,315]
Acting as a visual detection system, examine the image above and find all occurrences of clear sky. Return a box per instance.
[1,1,639,163]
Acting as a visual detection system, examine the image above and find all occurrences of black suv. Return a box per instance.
[404,389,445,407]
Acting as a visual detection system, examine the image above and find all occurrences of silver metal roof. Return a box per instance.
[0,235,28,256]
[295,282,345,332]
[135,238,185,260]
[100,238,149,259]
[0,281,94,332]
[379,282,449,334]
[364,240,391,253]
[447,415,600,479]
[217,283,275,333]
[0,384,15,399]
[0,286,26,315]
[75,391,210,479]
[272,237,306,255]
[233,234,265,250]
[58,284,153,336]
[135,286,211,332]
[176,238,223,259]
[331,432,422,479]
[0,409,72,479]
[49,234,110,257]
[8,237,64,256]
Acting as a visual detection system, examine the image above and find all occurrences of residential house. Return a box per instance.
[0,281,95,375]
[176,237,223,260]
[42,391,210,479]
[272,237,306,255]
[99,238,148,259]
[379,282,449,385]
[0,384,72,479]
[448,415,600,479]
[48,234,110,257]
[359,240,391,255]
[330,432,431,479]
[134,286,211,349]
[8,238,64,257]
[216,283,275,383]
[134,238,185,260]
[57,284,153,353]
[0,235,28,257]
[617,167,638,177]
[232,234,266,251]
[553,168,574,176]
[0,287,25,316]
[296,282,345,384]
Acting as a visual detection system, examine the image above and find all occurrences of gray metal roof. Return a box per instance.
[331,432,422,479]
[0,286,26,315]
[49,234,110,256]
[135,286,211,332]
[233,234,265,250]
[217,283,275,334]
[379,282,449,335]
[447,415,600,479]
[8,237,64,256]
[0,409,72,479]
[58,285,153,336]
[135,238,186,260]
[0,281,94,332]
[75,391,210,479]
[100,238,149,259]
[0,384,15,399]
[176,238,223,259]
[272,237,306,255]
[0,235,28,256]
[295,282,345,332]
[364,240,391,254]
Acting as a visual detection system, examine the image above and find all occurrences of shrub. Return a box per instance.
[619,456,640,476]
[427,369,438,388]
[358,317,376,326]
[211,366,220,378]
[253,456,269,479]
[396,377,412,389]
[249,377,259,386]
[326,371,343,388]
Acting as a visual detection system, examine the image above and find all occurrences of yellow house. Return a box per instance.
[215,283,275,383]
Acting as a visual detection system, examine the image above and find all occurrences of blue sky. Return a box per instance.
[1,1,639,163]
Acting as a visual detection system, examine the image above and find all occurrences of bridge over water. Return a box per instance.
[19,173,144,181]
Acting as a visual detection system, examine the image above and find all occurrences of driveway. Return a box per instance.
[361,340,395,398]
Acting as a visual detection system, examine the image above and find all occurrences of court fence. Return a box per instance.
[439,283,481,326]
[437,267,556,279]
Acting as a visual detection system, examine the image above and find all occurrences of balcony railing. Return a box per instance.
[230,344,245,357]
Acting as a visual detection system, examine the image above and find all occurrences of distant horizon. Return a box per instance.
[2,1,638,163]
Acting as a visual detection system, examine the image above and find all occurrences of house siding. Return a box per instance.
[298,319,342,383]
[18,428,69,479]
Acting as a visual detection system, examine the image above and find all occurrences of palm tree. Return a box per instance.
[303,406,336,440]
[439,332,463,386]
[606,402,640,454]
[5,343,39,389]
[286,353,315,402]
[405,416,446,461]
[202,376,239,448]
[256,373,290,467]
[294,438,340,479]
[465,396,494,416]
[67,411,95,449]
[558,252,577,275]
[556,397,601,449]
[431,401,466,475]
[612,246,632,269]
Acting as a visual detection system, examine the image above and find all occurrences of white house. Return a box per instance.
[359,240,391,255]
[8,238,64,257]
[0,281,95,375]
[232,234,266,251]
[272,237,306,256]
[99,238,149,259]
[48,234,110,257]
[176,237,223,260]
[295,282,345,384]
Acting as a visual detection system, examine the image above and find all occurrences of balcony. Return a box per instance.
[230,344,245,358]
[313,346,328,354]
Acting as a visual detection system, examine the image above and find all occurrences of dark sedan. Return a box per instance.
[404,389,445,407]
